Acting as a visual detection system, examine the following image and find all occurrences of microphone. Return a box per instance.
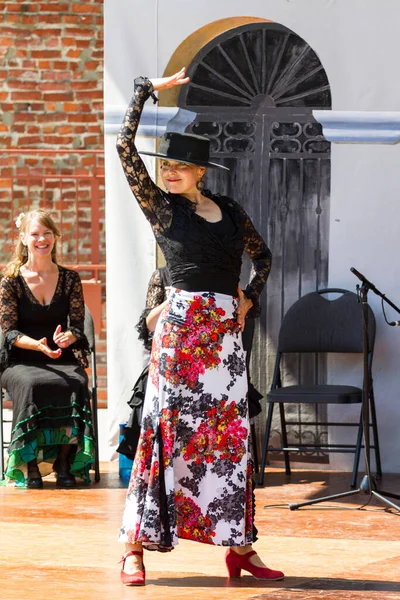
[350,267,400,327]
[350,267,378,293]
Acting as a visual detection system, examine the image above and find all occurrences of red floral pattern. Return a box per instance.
[160,408,179,467]
[183,399,247,465]
[175,490,216,544]
[149,331,161,388]
[150,295,239,390]
[120,290,254,551]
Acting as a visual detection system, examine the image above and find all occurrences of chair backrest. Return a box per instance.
[84,305,96,353]
[278,288,376,354]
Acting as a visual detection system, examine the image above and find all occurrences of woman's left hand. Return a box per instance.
[236,287,253,331]
[53,324,77,349]
[150,68,190,91]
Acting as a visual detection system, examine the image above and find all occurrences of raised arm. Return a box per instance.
[116,78,172,231]
[116,68,190,232]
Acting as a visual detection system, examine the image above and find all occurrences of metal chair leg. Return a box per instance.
[351,409,363,488]
[369,383,382,477]
[279,403,291,475]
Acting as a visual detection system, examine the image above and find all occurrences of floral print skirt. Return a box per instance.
[119,289,254,550]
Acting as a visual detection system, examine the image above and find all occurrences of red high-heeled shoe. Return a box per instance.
[225,549,284,580]
[120,550,146,586]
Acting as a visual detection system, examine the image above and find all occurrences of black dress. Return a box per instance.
[0,267,95,486]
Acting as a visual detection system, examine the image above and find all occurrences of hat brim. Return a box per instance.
[139,150,230,171]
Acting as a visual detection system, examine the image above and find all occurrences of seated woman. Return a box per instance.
[0,209,95,488]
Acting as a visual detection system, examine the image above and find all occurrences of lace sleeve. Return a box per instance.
[66,270,90,368]
[240,207,272,305]
[0,276,23,370]
[0,277,20,335]
[136,269,167,351]
[145,269,166,309]
[116,76,173,232]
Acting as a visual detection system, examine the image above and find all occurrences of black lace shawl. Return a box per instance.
[0,267,90,370]
[116,77,272,312]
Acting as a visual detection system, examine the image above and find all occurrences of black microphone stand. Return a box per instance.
[289,268,400,511]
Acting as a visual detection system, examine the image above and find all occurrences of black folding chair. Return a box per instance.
[258,288,382,487]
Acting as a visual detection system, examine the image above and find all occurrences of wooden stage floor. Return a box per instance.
[1,463,400,600]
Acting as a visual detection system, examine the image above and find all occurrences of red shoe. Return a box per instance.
[225,549,284,581]
[120,550,145,586]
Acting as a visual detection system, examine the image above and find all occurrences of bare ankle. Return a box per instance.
[122,543,143,573]
[125,542,142,553]
[231,545,252,555]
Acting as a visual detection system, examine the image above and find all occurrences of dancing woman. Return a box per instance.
[117,68,284,585]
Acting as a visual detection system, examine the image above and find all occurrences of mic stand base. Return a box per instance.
[289,475,400,511]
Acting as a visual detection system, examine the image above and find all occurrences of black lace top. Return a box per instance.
[116,77,272,305]
[0,267,90,369]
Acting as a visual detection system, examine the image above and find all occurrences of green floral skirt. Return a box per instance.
[4,424,94,487]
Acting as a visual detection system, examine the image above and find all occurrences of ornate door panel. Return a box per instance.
[178,23,331,462]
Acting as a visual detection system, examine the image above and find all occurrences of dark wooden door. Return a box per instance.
[178,22,331,462]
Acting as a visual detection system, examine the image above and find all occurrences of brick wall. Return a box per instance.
[0,0,108,407]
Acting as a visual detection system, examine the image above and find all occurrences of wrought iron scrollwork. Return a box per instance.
[270,121,330,155]
[189,120,256,154]
[269,428,329,459]
[302,122,331,154]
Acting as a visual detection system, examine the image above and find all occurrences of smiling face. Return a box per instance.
[160,159,206,195]
[22,217,56,259]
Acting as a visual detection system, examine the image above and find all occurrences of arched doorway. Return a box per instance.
[178,22,332,462]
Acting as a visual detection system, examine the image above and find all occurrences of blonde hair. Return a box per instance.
[3,209,61,278]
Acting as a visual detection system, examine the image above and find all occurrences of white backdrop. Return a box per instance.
[104,0,400,472]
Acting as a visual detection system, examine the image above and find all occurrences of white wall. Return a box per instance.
[104,0,159,455]
[104,0,400,471]
[327,142,400,472]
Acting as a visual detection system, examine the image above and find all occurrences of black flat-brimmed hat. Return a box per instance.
[139,132,229,171]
